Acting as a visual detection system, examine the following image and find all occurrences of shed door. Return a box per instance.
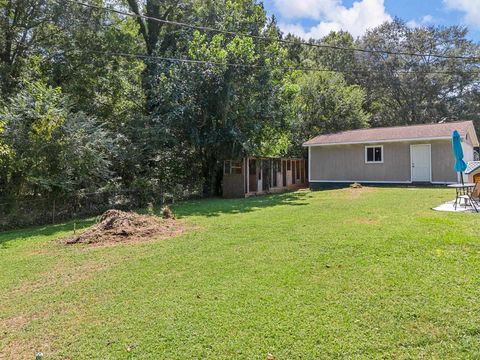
[257,161,263,192]
[411,144,431,182]
[249,159,257,192]
[292,160,296,183]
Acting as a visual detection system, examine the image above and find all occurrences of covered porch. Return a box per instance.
[222,157,307,198]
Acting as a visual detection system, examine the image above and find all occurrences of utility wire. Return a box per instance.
[63,0,480,62]
[58,48,480,76]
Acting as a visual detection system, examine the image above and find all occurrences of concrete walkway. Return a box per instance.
[433,200,478,213]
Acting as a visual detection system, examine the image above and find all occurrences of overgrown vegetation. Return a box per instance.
[1,188,480,358]
[1,0,479,225]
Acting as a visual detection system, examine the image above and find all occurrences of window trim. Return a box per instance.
[365,145,384,164]
[224,160,231,175]
[224,160,242,175]
[231,160,242,174]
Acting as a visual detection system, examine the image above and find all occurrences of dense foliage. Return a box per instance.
[0,81,115,198]
[1,0,479,210]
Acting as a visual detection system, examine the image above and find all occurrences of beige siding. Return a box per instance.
[310,140,458,183]
[223,161,245,198]
[431,141,458,183]
[465,126,479,147]
[223,173,245,198]
[462,141,474,162]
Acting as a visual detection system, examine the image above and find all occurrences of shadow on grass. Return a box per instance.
[0,218,95,250]
[0,191,310,248]
[173,190,311,218]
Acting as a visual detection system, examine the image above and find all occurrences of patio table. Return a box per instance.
[447,183,479,212]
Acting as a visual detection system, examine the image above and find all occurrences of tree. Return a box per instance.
[0,0,56,96]
[125,0,190,111]
[355,19,480,127]
[301,31,358,84]
[291,70,370,147]
[126,0,295,195]
[0,80,115,199]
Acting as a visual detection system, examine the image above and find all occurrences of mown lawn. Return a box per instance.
[1,187,480,359]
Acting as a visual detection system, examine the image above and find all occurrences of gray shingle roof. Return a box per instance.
[304,121,477,146]
[466,161,480,175]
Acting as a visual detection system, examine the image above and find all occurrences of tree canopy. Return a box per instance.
[1,0,479,206]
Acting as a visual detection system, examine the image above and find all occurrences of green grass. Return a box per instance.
[1,187,480,359]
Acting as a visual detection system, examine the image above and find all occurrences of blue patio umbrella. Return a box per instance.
[452,130,467,184]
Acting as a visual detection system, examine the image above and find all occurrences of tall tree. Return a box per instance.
[0,0,55,96]
[355,19,480,127]
[291,70,370,148]
[125,0,190,111]
[0,80,115,199]
[143,1,294,195]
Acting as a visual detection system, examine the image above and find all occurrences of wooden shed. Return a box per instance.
[222,157,308,198]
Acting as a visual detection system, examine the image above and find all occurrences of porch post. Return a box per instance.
[270,159,273,188]
[278,159,283,187]
[246,157,250,194]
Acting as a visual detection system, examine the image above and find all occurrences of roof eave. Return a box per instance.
[303,136,452,147]
[467,122,480,147]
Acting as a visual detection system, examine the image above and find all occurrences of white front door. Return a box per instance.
[411,144,431,182]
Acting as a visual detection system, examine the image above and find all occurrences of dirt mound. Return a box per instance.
[65,209,187,245]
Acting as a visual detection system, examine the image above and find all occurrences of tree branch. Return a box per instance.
[126,0,149,53]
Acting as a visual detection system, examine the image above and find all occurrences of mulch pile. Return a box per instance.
[64,209,187,245]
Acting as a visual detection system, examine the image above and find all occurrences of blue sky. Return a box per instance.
[262,0,480,41]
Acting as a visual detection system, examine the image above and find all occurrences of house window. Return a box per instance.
[365,146,383,163]
[224,160,231,175]
[224,160,242,175]
[231,161,242,174]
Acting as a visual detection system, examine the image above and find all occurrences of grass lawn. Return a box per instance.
[1,187,480,359]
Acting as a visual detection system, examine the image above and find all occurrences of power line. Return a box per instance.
[63,0,480,62]
[59,48,480,76]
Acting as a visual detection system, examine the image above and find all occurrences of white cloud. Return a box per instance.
[421,15,434,23]
[279,22,341,39]
[274,0,392,39]
[273,0,340,20]
[406,20,419,28]
[444,0,480,29]
[406,14,434,28]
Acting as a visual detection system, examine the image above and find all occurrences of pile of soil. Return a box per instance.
[64,209,187,245]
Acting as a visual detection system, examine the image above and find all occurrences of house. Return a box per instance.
[303,121,479,188]
[222,157,307,198]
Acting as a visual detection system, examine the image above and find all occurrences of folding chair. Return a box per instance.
[469,182,480,209]
[458,183,480,212]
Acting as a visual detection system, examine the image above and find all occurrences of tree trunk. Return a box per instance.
[202,152,221,197]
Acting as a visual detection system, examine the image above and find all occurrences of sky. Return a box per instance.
[262,0,480,41]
